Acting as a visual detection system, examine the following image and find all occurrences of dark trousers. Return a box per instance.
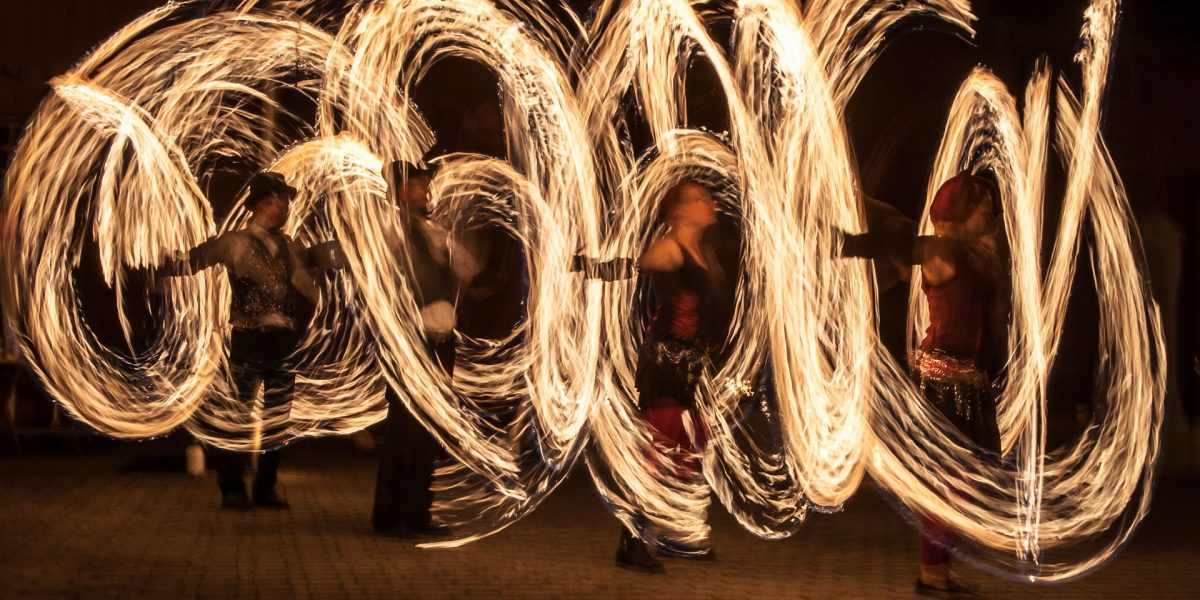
[213,328,298,496]
[372,337,455,533]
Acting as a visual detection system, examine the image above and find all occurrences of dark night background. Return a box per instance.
[0,0,1197,469]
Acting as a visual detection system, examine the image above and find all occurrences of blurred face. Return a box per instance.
[932,195,994,239]
[963,195,994,237]
[402,174,432,216]
[671,183,718,228]
[251,193,290,230]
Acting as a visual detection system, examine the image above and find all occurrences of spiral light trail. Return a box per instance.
[0,0,1163,580]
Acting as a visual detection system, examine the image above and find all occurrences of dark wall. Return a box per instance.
[0,0,164,168]
[0,0,164,122]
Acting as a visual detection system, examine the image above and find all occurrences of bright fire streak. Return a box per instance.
[580,0,972,544]
[872,0,1165,580]
[0,0,1165,579]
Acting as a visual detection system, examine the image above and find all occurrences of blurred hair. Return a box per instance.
[930,171,992,224]
[246,171,296,208]
[388,160,436,187]
[659,179,706,226]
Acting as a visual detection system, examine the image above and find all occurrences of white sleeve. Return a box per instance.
[448,227,486,282]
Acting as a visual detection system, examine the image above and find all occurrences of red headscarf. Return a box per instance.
[930,171,992,224]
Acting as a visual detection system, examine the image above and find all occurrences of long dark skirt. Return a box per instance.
[371,337,455,534]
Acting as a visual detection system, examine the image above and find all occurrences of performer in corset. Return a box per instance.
[616,180,728,573]
[845,172,1007,596]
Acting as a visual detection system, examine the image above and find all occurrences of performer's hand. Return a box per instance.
[837,228,868,258]
[573,256,636,281]
[144,251,181,280]
[321,240,346,271]
[297,240,345,273]
[570,253,588,273]
[123,264,168,294]
[597,257,636,281]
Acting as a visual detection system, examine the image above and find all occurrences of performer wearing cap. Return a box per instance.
[844,172,1007,595]
[372,160,482,538]
[166,171,338,510]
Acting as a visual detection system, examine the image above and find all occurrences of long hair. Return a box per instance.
[658,179,726,285]
[658,180,694,227]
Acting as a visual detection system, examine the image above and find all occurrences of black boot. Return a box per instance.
[221,490,253,510]
[915,577,977,597]
[615,529,664,574]
[252,488,290,510]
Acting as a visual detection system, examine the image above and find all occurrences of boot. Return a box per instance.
[615,529,664,574]
[221,490,253,510]
[252,487,290,510]
[658,538,716,561]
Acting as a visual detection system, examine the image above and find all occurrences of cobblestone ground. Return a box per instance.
[1,440,1197,599]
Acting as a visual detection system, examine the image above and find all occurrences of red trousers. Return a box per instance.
[641,395,706,475]
[920,515,957,566]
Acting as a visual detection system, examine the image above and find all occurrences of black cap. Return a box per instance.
[247,171,297,207]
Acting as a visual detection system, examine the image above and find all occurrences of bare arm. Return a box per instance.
[571,255,636,281]
[841,197,917,259]
[915,237,957,286]
[637,237,684,273]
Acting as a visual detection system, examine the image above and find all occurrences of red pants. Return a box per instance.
[641,395,706,475]
[920,515,957,566]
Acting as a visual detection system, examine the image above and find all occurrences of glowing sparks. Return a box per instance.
[0,0,1163,580]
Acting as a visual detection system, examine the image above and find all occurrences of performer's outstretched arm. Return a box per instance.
[298,240,344,273]
[156,234,234,277]
[571,255,637,281]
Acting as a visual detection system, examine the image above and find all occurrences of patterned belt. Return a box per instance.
[910,350,986,386]
[910,350,988,419]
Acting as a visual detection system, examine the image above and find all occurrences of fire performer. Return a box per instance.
[845,172,1006,595]
[616,180,728,573]
[372,161,482,538]
[163,171,339,510]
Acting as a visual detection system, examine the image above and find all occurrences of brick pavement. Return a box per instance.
[1,440,1197,599]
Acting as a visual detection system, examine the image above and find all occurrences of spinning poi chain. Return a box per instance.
[0,0,1163,582]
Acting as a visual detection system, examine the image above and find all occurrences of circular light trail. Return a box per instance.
[0,0,1162,579]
